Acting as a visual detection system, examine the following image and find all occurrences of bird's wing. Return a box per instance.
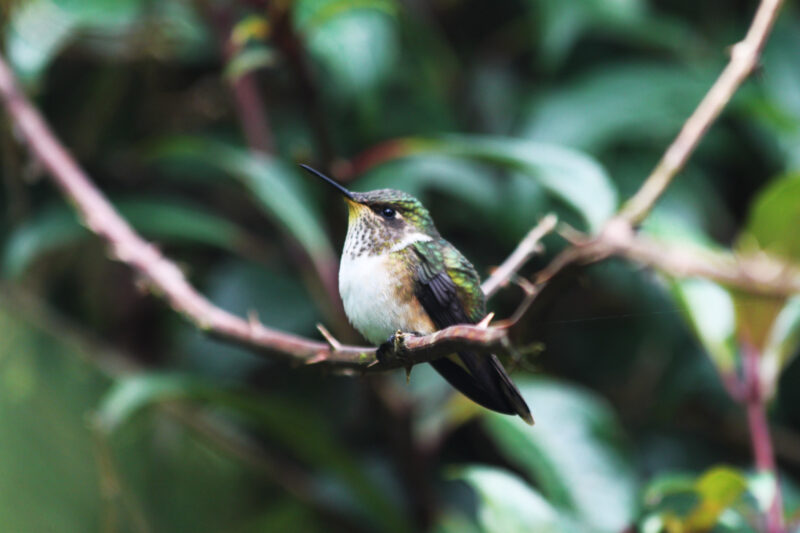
[412,240,483,325]
[411,240,532,423]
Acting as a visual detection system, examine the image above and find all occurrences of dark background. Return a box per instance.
[1,0,799,531]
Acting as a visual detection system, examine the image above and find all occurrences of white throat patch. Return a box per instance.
[389,232,433,252]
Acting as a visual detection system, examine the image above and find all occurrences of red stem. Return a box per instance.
[230,72,274,154]
[203,2,274,154]
[742,342,784,533]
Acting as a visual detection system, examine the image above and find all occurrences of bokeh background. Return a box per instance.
[1,0,800,531]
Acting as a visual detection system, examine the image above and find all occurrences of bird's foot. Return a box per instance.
[377,330,406,363]
[376,331,421,381]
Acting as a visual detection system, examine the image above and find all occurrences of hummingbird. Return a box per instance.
[302,164,533,425]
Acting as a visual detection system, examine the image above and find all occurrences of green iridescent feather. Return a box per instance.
[411,239,486,324]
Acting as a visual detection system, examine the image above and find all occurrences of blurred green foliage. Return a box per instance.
[1,0,800,532]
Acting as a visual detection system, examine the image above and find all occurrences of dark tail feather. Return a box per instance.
[430,352,534,425]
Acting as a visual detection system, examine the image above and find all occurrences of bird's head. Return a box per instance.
[301,165,439,256]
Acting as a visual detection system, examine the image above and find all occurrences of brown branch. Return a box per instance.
[603,229,800,298]
[0,50,519,372]
[536,219,800,298]
[619,0,784,225]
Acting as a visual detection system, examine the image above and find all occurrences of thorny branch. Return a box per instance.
[0,49,526,372]
[618,0,785,225]
[0,0,792,374]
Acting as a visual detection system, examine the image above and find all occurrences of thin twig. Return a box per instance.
[599,222,800,298]
[536,215,800,299]
[619,0,785,225]
[482,214,557,298]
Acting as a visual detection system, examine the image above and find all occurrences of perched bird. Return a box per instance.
[301,164,533,424]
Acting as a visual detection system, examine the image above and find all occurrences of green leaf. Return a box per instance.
[733,173,800,357]
[482,377,636,532]
[748,19,800,170]
[179,260,321,378]
[225,46,279,81]
[451,465,588,533]
[741,172,800,264]
[117,198,248,249]
[687,467,748,530]
[294,0,400,97]
[149,137,336,268]
[391,135,616,232]
[3,204,81,277]
[5,0,80,85]
[0,290,111,532]
[432,512,482,533]
[746,471,779,517]
[5,0,141,84]
[520,63,711,153]
[234,498,327,533]
[640,467,755,533]
[356,155,502,215]
[96,374,209,432]
[4,198,251,277]
[733,292,786,358]
[524,1,696,69]
[761,296,800,396]
[640,183,734,249]
[642,473,698,506]
[97,374,412,533]
[670,278,737,373]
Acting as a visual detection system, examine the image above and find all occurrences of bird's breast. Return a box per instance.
[339,252,436,345]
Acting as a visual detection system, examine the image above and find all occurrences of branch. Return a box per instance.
[0,51,525,372]
[530,0,788,297]
[603,227,800,297]
[482,214,557,298]
[619,0,784,225]
[742,342,785,533]
[309,324,511,371]
[536,219,800,298]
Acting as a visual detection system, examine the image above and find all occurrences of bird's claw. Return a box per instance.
[377,330,405,363]
[376,331,420,382]
[376,330,420,365]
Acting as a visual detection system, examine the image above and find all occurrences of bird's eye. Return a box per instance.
[380,207,396,218]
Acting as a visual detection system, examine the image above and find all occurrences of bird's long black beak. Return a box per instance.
[299,164,355,200]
